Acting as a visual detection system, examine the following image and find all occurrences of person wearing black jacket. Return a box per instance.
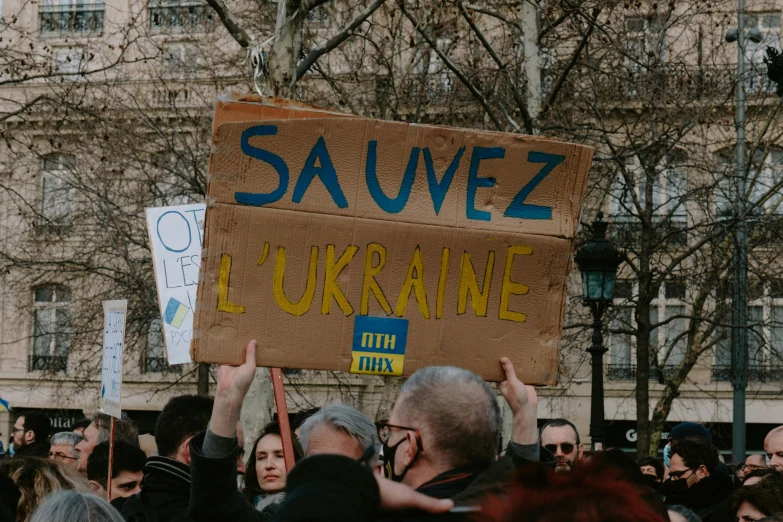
[11,412,51,459]
[661,437,735,522]
[187,341,552,522]
[118,395,214,522]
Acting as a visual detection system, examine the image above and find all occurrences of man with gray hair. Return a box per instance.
[298,403,382,474]
[48,431,82,468]
[378,356,539,499]
[75,412,139,474]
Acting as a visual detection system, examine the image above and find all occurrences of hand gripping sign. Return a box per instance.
[192,113,592,384]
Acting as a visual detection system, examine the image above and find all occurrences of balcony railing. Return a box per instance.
[542,63,777,101]
[149,3,213,32]
[40,5,105,34]
[608,364,679,381]
[712,365,783,382]
[29,355,68,372]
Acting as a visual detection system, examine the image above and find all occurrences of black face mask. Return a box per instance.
[642,474,661,491]
[658,478,689,498]
[382,437,416,482]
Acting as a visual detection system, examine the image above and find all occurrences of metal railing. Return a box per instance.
[28,355,68,372]
[712,365,783,382]
[39,5,104,35]
[149,3,212,32]
[607,364,679,381]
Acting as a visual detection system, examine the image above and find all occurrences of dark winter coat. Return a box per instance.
[663,473,735,522]
[119,456,195,522]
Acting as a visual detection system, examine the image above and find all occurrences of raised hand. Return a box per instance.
[499,357,539,445]
[210,340,257,438]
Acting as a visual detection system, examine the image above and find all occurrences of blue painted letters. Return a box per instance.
[504,151,564,220]
[365,141,420,214]
[236,125,289,206]
[293,137,348,208]
[424,147,465,215]
[466,147,504,221]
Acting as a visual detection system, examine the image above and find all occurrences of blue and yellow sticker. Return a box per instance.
[350,316,409,376]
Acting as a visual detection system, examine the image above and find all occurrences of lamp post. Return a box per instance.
[575,212,623,452]
[725,11,762,466]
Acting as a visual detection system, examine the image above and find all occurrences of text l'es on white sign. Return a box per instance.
[145,203,206,364]
[101,300,126,419]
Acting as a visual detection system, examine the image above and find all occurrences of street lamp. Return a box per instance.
[574,212,623,452]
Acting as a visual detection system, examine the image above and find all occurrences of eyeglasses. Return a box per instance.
[49,452,77,462]
[376,421,423,452]
[11,428,29,434]
[544,443,576,455]
[669,468,695,481]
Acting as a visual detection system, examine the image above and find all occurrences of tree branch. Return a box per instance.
[457,1,533,133]
[398,1,504,131]
[296,0,387,81]
[462,3,522,32]
[539,8,599,119]
[204,0,253,48]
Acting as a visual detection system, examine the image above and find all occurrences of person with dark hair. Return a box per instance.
[75,412,139,474]
[745,469,777,487]
[86,441,146,501]
[242,421,303,513]
[12,412,52,459]
[118,394,214,522]
[639,456,666,484]
[730,482,783,521]
[661,437,734,522]
[589,449,668,518]
[540,419,583,473]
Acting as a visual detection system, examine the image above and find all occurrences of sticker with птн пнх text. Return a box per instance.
[350,316,409,376]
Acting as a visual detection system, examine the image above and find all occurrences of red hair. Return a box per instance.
[477,461,668,522]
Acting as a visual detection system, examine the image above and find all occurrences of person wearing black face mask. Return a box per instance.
[659,437,735,522]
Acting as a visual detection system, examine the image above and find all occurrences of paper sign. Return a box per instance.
[101,300,126,419]
[145,204,206,364]
[191,104,593,384]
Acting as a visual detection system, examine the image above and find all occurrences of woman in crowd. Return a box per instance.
[30,490,124,522]
[0,457,88,522]
[730,482,783,521]
[242,421,303,513]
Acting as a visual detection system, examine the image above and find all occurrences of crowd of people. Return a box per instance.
[2,342,783,521]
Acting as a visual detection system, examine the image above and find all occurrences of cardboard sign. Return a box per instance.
[192,113,592,384]
[101,300,126,419]
[146,204,206,364]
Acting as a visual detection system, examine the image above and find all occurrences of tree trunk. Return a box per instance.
[374,376,402,422]
[269,0,304,97]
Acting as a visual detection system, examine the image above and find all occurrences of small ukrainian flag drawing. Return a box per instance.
[0,397,9,412]
[163,298,189,329]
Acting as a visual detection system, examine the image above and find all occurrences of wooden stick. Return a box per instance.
[107,417,116,502]
[271,367,294,472]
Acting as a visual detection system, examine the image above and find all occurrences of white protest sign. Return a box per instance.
[101,300,126,419]
[145,203,206,364]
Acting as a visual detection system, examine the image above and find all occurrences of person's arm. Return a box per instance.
[498,357,539,446]
[187,341,261,522]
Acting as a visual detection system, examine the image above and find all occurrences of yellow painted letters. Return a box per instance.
[499,245,532,322]
[322,244,359,315]
[217,254,246,314]
[396,246,430,319]
[361,243,392,315]
[273,246,319,316]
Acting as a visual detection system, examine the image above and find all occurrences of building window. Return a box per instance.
[145,319,166,373]
[39,0,104,35]
[714,280,783,382]
[611,154,687,245]
[625,13,667,70]
[163,44,201,77]
[52,46,87,78]
[149,0,212,32]
[608,280,687,381]
[30,285,71,372]
[716,148,783,219]
[744,12,781,93]
[41,153,75,226]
